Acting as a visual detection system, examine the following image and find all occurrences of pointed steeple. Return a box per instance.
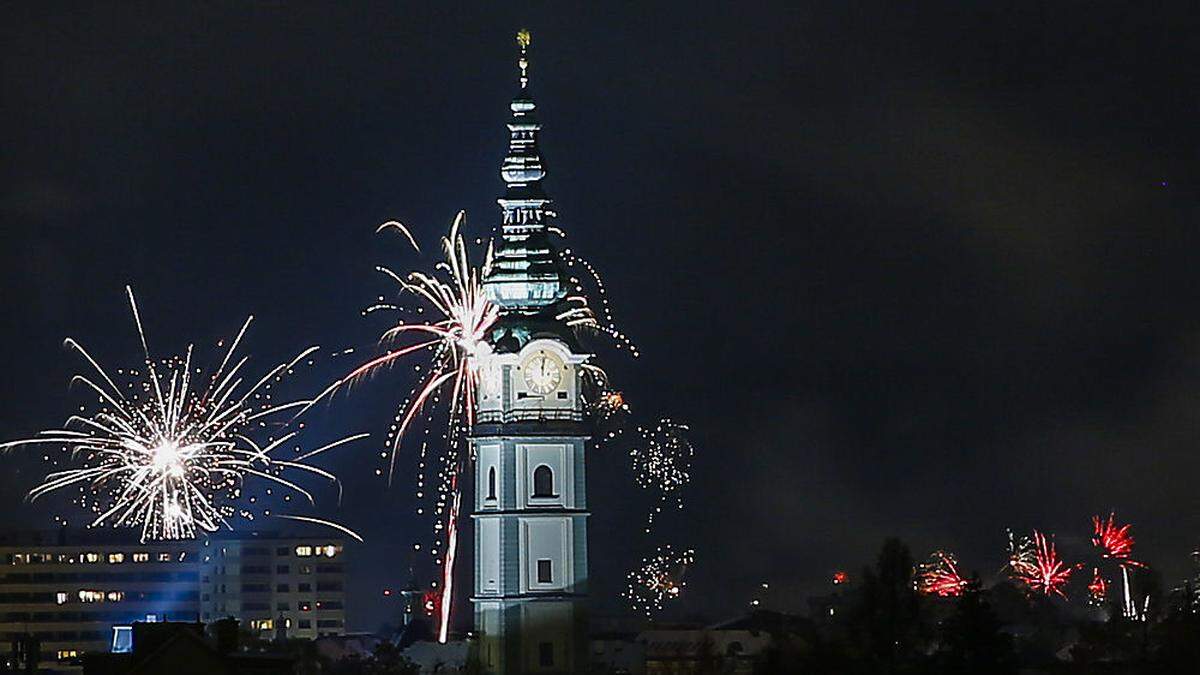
[484,29,569,312]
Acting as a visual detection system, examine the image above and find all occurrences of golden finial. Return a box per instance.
[516,29,531,89]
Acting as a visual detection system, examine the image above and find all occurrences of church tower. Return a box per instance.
[470,30,589,674]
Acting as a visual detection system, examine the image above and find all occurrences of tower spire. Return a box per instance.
[483,29,570,315]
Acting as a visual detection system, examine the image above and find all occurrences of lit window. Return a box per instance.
[249,619,274,631]
[84,552,100,563]
[131,553,149,563]
[56,592,68,605]
[79,590,104,603]
[157,553,171,562]
[106,591,124,602]
[533,465,554,497]
[178,552,187,561]
[56,650,78,660]
[322,545,338,558]
[108,553,124,564]
[537,559,553,584]
[295,546,312,557]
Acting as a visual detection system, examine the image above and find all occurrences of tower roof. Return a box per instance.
[483,30,570,314]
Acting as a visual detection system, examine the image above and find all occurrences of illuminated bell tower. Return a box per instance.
[470,29,589,674]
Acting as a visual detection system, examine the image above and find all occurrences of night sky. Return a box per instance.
[2,3,1200,632]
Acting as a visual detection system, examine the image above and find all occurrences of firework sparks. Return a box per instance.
[0,287,364,542]
[916,550,969,597]
[1092,512,1145,568]
[1088,567,1108,605]
[1010,531,1077,598]
[624,545,694,615]
[314,211,498,643]
[629,420,693,534]
[832,570,849,586]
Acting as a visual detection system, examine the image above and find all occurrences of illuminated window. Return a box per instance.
[132,553,149,563]
[10,553,29,565]
[178,552,187,561]
[56,650,78,660]
[79,590,105,603]
[537,559,553,584]
[295,546,312,557]
[84,552,100,563]
[249,619,274,631]
[487,467,496,500]
[55,592,68,605]
[106,591,124,602]
[108,553,124,564]
[322,545,338,558]
[157,553,171,562]
[533,465,554,497]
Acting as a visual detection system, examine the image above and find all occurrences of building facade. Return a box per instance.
[470,31,590,674]
[198,533,347,641]
[0,531,201,671]
[0,530,347,671]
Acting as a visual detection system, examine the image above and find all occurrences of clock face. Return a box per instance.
[522,353,563,395]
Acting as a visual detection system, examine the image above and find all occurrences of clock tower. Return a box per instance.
[470,30,589,674]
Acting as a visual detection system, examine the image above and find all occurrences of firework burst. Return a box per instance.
[0,287,364,542]
[313,211,499,643]
[916,550,969,597]
[1088,567,1108,605]
[624,545,694,615]
[1010,530,1077,598]
[629,420,693,534]
[1092,512,1144,568]
[315,210,498,483]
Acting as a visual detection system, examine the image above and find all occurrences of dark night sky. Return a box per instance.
[3,2,1200,631]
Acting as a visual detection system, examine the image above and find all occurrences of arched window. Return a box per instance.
[532,465,554,497]
[487,467,497,501]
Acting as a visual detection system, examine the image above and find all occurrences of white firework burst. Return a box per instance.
[1,287,365,542]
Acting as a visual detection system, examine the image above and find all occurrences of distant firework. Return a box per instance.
[629,420,693,534]
[1092,512,1144,568]
[0,287,364,542]
[916,550,969,597]
[1088,567,1108,605]
[624,545,694,615]
[832,570,849,586]
[1010,531,1077,598]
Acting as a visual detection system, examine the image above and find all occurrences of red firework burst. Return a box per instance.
[1013,531,1077,598]
[917,551,969,597]
[1087,567,1107,605]
[1092,513,1144,568]
[832,570,849,586]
